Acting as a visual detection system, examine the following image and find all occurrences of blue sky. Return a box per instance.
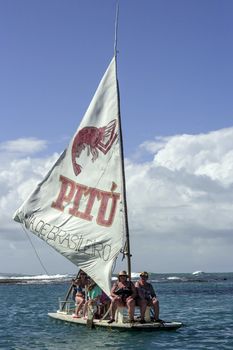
[2,0,233,153]
[1,0,233,275]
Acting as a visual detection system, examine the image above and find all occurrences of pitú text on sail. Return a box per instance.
[52,175,120,227]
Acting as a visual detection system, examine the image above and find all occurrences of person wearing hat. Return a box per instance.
[108,270,136,324]
[135,271,161,323]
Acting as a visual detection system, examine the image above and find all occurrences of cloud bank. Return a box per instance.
[1,129,233,274]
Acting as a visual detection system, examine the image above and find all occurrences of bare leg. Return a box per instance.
[109,298,120,320]
[127,297,135,321]
[75,296,85,316]
[137,299,147,320]
[82,300,88,318]
[152,298,159,320]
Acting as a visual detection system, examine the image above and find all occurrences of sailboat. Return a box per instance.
[13,19,182,332]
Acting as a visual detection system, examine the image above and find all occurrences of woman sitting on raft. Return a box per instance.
[72,270,89,318]
[108,270,136,324]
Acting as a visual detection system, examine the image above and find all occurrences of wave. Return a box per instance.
[192,271,205,275]
[0,273,72,284]
[0,273,70,280]
[166,276,185,281]
[131,272,141,279]
[0,272,232,285]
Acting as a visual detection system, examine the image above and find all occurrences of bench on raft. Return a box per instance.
[115,306,151,323]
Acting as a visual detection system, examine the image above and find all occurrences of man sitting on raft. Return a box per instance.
[135,271,163,323]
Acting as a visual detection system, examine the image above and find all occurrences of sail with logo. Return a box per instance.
[13,57,126,296]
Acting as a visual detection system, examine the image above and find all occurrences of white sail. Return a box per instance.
[13,57,125,295]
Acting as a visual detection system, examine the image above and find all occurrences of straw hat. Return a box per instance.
[118,270,128,277]
[140,271,149,278]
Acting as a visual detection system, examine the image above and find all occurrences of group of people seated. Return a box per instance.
[72,271,110,320]
[72,270,162,324]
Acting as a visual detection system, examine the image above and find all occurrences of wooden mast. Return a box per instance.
[114,3,132,280]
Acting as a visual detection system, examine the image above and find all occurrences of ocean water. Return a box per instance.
[0,272,233,349]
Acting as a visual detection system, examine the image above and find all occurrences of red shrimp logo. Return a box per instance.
[71,119,118,176]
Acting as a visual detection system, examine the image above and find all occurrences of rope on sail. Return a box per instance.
[21,224,49,275]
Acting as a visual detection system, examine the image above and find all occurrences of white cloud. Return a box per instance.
[0,151,60,231]
[0,138,47,155]
[126,127,233,272]
[145,127,233,186]
[1,128,233,274]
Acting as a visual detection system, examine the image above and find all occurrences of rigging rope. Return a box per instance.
[21,224,49,275]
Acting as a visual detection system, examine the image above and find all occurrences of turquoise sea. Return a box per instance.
[0,272,233,349]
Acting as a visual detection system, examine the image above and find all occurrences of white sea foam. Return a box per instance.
[131,272,141,279]
[167,276,183,281]
[0,274,70,280]
[192,271,204,275]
